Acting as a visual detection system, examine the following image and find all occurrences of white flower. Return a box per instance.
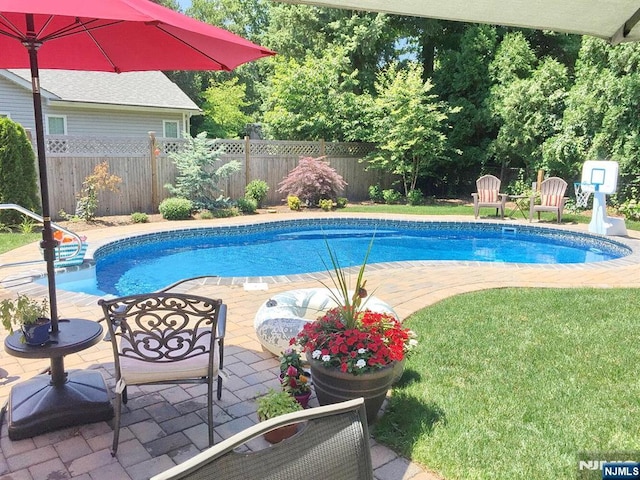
[312,350,322,359]
[322,354,331,362]
[356,359,366,368]
[357,348,367,354]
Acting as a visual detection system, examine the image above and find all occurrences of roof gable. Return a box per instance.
[3,69,199,112]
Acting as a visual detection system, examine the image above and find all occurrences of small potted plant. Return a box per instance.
[0,294,50,345]
[280,348,312,407]
[256,389,303,444]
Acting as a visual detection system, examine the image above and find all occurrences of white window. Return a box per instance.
[163,120,179,138]
[46,115,67,135]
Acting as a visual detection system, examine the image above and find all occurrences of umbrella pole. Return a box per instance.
[26,17,59,332]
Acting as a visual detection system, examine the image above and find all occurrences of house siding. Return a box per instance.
[0,73,192,137]
[0,75,39,130]
[46,105,186,137]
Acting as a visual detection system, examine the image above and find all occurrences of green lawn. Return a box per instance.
[0,232,40,255]
[374,288,640,479]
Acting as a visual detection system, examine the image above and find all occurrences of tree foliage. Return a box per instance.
[201,77,251,138]
[366,63,455,196]
[262,46,368,141]
[0,118,40,225]
[165,132,242,209]
[277,156,347,205]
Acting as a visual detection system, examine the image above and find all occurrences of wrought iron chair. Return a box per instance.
[99,291,227,456]
[150,398,374,480]
[529,177,568,223]
[471,174,508,219]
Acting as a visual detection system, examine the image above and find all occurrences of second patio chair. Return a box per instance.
[529,177,568,223]
[472,174,508,219]
[150,398,374,480]
[99,292,227,456]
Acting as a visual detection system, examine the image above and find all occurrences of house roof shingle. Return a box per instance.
[6,69,200,112]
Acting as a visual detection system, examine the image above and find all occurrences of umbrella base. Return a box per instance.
[7,369,113,440]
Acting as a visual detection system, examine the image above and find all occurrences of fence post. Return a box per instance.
[320,138,325,157]
[149,131,158,211]
[245,135,250,186]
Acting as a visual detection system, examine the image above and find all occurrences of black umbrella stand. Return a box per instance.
[2,22,114,440]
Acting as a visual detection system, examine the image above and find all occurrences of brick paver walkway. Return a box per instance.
[1,212,639,480]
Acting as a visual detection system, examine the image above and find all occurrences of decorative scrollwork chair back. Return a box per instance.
[99,293,227,456]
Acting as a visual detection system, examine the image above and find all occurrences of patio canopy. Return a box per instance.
[276,0,640,45]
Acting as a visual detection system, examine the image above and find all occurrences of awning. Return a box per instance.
[275,0,640,45]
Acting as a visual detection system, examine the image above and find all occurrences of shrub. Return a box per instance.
[212,207,239,218]
[619,199,640,221]
[159,197,193,220]
[287,195,302,211]
[0,118,40,225]
[74,162,122,221]
[245,179,269,208]
[199,209,214,220]
[382,189,402,204]
[277,156,347,206]
[319,199,333,211]
[130,212,148,223]
[165,132,241,210]
[336,197,348,208]
[368,184,384,203]
[407,189,424,206]
[236,197,257,214]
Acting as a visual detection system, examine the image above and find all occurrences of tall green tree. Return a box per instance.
[201,78,251,138]
[367,62,455,196]
[262,46,369,141]
[488,32,569,183]
[0,118,40,225]
[433,25,499,191]
[543,37,640,199]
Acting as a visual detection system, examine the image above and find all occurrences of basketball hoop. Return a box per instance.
[574,182,592,208]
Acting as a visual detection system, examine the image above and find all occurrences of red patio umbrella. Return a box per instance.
[0,0,275,328]
[0,0,274,441]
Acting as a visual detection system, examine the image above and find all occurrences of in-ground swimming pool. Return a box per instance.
[47,218,631,297]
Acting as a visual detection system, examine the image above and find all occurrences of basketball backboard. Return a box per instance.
[581,160,619,194]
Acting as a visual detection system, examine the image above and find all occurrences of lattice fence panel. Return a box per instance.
[46,135,149,157]
[42,135,396,217]
[250,140,321,157]
[325,142,376,157]
[212,139,245,155]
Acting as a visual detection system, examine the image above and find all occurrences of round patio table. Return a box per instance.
[4,318,113,440]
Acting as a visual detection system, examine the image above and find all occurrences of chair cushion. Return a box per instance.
[119,328,218,385]
[541,194,561,206]
[478,189,498,203]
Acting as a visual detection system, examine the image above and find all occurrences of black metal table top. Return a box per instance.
[4,318,103,359]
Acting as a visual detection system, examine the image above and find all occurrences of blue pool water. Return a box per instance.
[47,219,631,297]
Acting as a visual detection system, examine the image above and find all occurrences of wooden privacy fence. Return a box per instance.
[41,133,394,219]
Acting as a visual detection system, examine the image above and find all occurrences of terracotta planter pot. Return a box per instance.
[294,391,312,408]
[263,423,298,444]
[307,356,395,424]
[21,318,51,345]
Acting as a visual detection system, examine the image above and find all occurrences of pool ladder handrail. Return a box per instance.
[0,203,85,268]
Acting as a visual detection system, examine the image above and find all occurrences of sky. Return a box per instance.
[177,0,192,10]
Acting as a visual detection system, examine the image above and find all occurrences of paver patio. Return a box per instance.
[1,212,639,480]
